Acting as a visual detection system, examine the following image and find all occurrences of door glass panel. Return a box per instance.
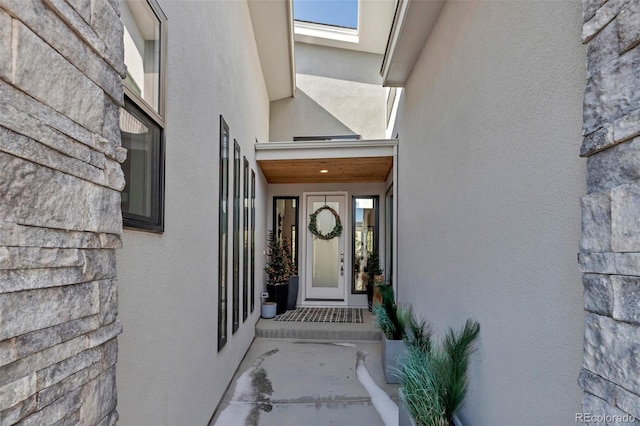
[312,201,339,289]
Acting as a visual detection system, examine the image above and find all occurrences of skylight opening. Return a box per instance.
[293,0,359,30]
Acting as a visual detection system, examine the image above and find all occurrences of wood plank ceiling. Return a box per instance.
[258,156,393,183]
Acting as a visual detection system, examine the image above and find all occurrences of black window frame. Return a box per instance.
[272,196,299,272]
[218,117,230,351]
[232,140,241,334]
[242,157,249,322]
[120,0,167,233]
[250,169,256,313]
[120,98,165,232]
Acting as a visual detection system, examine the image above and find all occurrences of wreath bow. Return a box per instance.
[308,205,342,240]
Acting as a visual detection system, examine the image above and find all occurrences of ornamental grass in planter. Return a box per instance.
[398,319,480,426]
[373,284,411,383]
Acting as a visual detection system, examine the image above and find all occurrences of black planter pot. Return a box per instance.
[366,283,373,312]
[287,276,299,310]
[267,282,289,315]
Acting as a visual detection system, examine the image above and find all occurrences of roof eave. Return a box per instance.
[380,0,446,87]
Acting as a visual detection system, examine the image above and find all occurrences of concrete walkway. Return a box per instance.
[210,336,399,426]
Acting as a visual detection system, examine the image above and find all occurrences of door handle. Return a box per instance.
[340,252,344,276]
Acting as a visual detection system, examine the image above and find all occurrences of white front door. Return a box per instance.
[304,193,347,301]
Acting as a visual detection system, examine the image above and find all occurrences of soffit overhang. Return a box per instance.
[255,139,397,184]
[248,0,296,101]
[381,0,446,87]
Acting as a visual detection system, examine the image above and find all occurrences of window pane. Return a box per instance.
[121,0,161,112]
[353,196,378,293]
[250,170,256,313]
[120,102,159,222]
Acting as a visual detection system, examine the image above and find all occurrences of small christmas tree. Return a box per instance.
[265,230,292,284]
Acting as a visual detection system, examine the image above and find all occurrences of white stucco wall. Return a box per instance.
[396,1,586,424]
[268,182,389,307]
[116,1,269,424]
[270,42,387,141]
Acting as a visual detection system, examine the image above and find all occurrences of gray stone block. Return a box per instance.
[0,153,122,234]
[87,322,122,349]
[582,392,640,424]
[0,394,36,425]
[65,0,92,23]
[0,9,11,82]
[587,138,640,193]
[583,0,610,23]
[100,339,117,370]
[617,0,640,52]
[587,18,620,77]
[0,374,36,411]
[581,126,613,157]
[0,98,93,165]
[578,368,616,403]
[98,279,118,325]
[0,247,82,270]
[581,192,611,252]
[583,274,612,315]
[36,348,102,390]
[612,275,640,324]
[0,79,96,148]
[583,313,640,394]
[0,267,84,293]
[580,252,640,276]
[91,0,124,65]
[41,0,125,78]
[0,127,127,191]
[615,385,640,417]
[613,108,640,144]
[582,0,629,43]
[12,22,104,134]
[78,367,116,425]
[0,282,99,341]
[96,410,119,426]
[583,47,640,135]
[37,361,102,409]
[0,335,87,389]
[612,182,640,252]
[9,225,121,250]
[102,97,124,146]
[50,409,81,426]
[82,250,117,282]
[18,386,82,426]
[9,316,101,366]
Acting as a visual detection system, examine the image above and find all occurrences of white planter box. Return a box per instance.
[382,334,406,384]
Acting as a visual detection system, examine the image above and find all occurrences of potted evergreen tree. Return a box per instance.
[364,249,383,311]
[282,236,299,310]
[264,230,290,315]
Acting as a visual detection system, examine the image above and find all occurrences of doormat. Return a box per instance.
[275,307,364,323]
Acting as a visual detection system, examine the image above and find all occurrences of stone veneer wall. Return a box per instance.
[0,0,125,424]
[579,0,640,420]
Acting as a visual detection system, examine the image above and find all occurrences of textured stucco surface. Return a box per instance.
[116,1,270,424]
[395,1,586,424]
[270,42,386,141]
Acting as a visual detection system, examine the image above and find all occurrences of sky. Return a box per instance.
[293,0,358,29]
